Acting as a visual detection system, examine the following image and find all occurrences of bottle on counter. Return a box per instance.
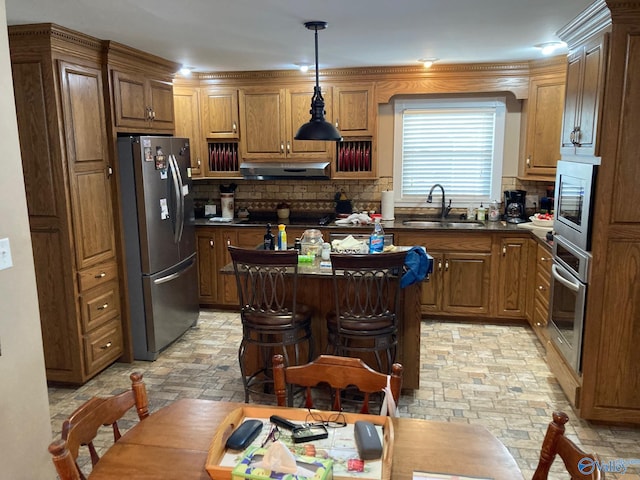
[321,242,331,260]
[477,203,486,221]
[277,224,287,251]
[488,200,500,222]
[263,223,275,250]
[369,218,385,253]
[294,237,302,253]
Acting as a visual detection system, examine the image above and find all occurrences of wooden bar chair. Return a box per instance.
[273,353,403,415]
[48,372,149,480]
[326,251,406,374]
[532,411,604,479]
[228,246,314,403]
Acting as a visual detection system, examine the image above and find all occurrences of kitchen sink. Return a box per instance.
[402,219,485,228]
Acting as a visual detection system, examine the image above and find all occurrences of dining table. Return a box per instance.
[88,398,524,480]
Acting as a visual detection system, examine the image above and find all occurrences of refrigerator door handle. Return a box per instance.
[168,154,183,244]
[172,154,185,243]
[153,256,196,285]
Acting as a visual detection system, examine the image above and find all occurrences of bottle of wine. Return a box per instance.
[263,223,275,250]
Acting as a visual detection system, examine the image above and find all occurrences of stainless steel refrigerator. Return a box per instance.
[118,136,199,360]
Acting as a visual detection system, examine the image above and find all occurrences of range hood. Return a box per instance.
[240,161,330,180]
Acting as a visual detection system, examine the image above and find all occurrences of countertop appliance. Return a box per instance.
[118,136,199,360]
[504,190,527,223]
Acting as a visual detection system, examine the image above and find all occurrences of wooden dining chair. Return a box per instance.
[273,353,403,414]
[532,411,604,479]
[228,245,314,403]
[48,372,149,480]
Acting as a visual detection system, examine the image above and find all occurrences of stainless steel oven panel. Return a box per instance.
[553,235,591,283]
[548,261,587,373]
[553,160,598,251]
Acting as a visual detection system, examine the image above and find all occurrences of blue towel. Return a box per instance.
[401,246,431,288]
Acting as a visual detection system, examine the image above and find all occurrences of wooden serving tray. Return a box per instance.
[205,405,393,480]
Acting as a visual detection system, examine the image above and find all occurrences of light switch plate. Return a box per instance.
[0,238,13,270]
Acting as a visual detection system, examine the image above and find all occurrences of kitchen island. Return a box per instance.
[221,253,428,390]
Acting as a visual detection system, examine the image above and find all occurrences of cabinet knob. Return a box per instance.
[535,322,542,327]
[209,239,214,247]
[97,303,109,311]
[95,272,107,279]
[502,246,507,256]
[197,159,201,167]
[444,260,449,271]
[437,259,443,271]
[538,285,546,291]
[232,122,237,133]
[100,341,112,350]
[526,156,531,167]
[540,256,550,262]
[335,118,339,129]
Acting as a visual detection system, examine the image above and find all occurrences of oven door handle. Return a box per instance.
[552,264,580,292]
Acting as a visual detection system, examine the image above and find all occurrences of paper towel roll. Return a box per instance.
[381,190,395,220]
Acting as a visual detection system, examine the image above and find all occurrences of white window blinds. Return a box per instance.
[393,97,505,206]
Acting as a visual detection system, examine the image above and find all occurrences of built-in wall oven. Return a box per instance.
[549,235,590,373]
[548,159,598,374]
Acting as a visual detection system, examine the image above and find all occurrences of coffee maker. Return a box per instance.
[504,190,527,223]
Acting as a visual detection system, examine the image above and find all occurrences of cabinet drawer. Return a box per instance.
[536,244,553,274]
[80,281,120,333]
[83,319,123,376]
[397,233,492,252]
[534,269,551,310]
[78,262,118,291]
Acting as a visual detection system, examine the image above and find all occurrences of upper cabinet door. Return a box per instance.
[239,88,286,159]
[173,86,204,176]
[201,88,239,139]
[333,83,375,136]
[147,78,175,129]
[560,34,608,158]
[286,86,334,159]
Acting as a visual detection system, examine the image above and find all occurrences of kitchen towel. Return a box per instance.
[381,190,395,220]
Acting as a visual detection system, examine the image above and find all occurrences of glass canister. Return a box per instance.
[300,229,324,256]
[489,200,501,222]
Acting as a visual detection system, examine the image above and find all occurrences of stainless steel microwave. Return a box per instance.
[553,160,598,251]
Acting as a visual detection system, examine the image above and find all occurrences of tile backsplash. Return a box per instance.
[192,176,554,217]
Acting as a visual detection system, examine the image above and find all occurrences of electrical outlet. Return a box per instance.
[526,194,539,209]
[0,238,13,270]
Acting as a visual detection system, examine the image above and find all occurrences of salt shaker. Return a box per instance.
[321,242,331,260]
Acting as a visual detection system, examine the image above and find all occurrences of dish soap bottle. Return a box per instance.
[277,224,287,251]
[369,218,385,253]
[477,203,486,221]
[263,223,275,250]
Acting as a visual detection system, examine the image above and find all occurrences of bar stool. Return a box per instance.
[326,251,406,374]
[228,246,314,402]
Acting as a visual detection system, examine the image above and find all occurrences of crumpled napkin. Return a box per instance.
[252,440,315,476]
[335,213,372,225]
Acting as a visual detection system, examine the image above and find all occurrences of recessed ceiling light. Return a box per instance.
[179,66,193,76]
[295,63,311,72]
[535,42,567,56]
[418,58,438,68]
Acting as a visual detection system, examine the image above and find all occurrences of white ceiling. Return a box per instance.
[5,0,593,73]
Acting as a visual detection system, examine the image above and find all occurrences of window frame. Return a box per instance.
[392,96,506,208]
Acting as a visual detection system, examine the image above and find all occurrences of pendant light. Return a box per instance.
[294,21,342,141]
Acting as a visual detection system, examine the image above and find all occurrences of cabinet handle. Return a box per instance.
[570,127,581,146]
[197,159,201,167]
[100,341,112,350]
[286,141,291,153]
[226,237,232,246]
[232,122,237,133]
[437,259,442,271]
[540,256,550,262]
[280,142,285,154]
[151,108,156,120]
[146,106,152,120]
[502,246,507,256]
[335,118,339,129]
[538,285,546,291]
[535,322,542,327]
[95,272,107,279]
[209,239,214,247]
[107,166,113,178]
[526,156,531,167]
[444,260,449,271]
[97,303,109,311]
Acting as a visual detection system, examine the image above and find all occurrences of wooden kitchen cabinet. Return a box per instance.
[559,33,608,158]
[201,87,240,139]
[238,86,334,161]
[396,232,491,316]
[105,41,178,133]
[332,83,376,136]
[519,64,566,179]
[529,242,552,344]
[173,85,205,177]
[494,236,530,318]
[9,25,123,383]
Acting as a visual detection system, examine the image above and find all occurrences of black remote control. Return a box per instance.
[269,415,300,431]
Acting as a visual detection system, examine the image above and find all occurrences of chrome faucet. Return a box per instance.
[427,183,451,219]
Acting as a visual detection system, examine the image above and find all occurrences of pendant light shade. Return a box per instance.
[294,21,342,142]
